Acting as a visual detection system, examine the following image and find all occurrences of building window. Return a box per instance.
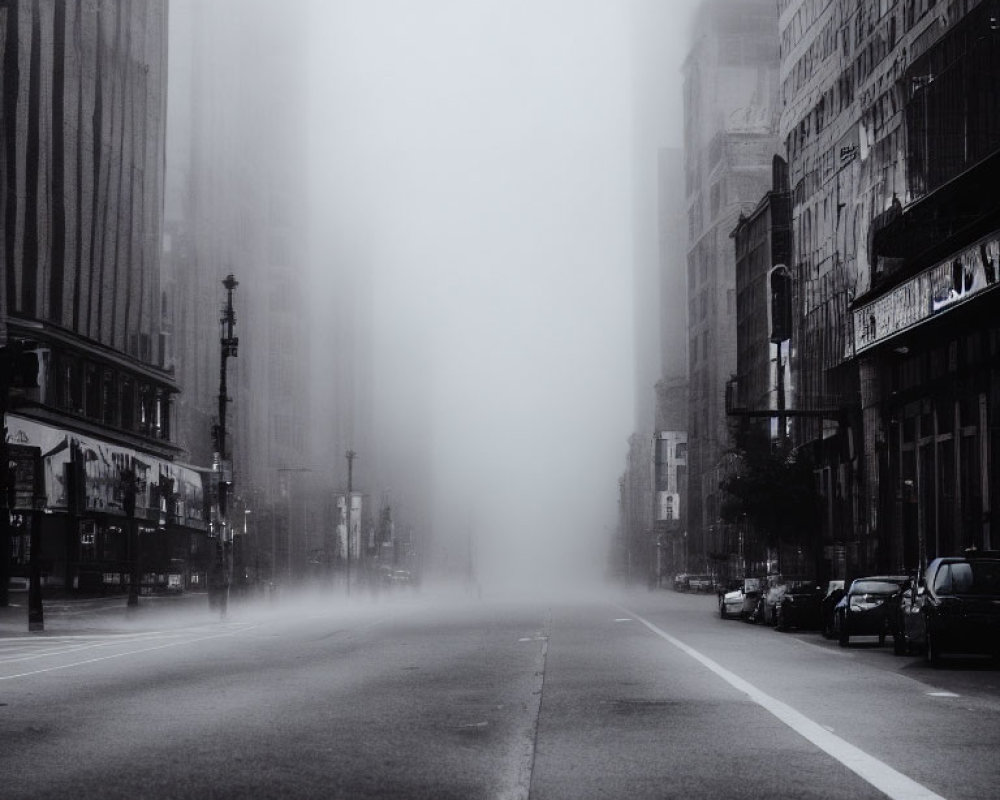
[121,378,135,432]
[59,356,82,413]
[102,370,116,426]
[85,365,100,419]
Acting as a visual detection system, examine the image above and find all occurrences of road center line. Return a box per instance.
[620,606,946,800]
[0,625,259,681]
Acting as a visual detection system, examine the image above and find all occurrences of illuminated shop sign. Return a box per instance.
[853,233,1000,354]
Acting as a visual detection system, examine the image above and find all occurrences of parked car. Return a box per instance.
[758,576,815,627]
[897,552,1000,664]
[716,578,742,610]
[672,574,690,592]
[720,577,762,620]
[837,575,910,647]
[819,580,845,638]
[774,580,824,631]
[688,574,714,593]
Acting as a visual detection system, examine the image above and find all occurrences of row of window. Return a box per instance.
[49,352,172,441]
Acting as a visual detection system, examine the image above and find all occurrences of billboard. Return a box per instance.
[853,232,1000,355]
[5,414,206,527]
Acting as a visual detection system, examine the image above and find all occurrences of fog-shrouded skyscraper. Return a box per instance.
[164,0,313,577]
[683,0,779,569]
[617,2,694,582]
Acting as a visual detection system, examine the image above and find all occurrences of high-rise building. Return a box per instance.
[1,0,210,595]
[164,0,312,580]
[682,0,780,568]
[617,3,693,583]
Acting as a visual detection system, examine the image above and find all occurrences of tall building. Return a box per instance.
[682,0,780,569]
[779,0,1000,576]
[653,148,690,578]
[1,0,210,595]
[164,0,313,580]
[617,3,694,583]
[731,156,792,438]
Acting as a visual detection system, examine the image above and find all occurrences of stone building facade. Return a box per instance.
[778,0,1000,576]
[683,0,781,568]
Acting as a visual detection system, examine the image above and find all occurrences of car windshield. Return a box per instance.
[851,580,902,595]
[933,561,1000,595]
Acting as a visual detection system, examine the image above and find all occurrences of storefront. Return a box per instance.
[853,228,1000,573]
[5,413,213,594]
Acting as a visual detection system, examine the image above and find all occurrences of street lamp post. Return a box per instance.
[213,274,238,617]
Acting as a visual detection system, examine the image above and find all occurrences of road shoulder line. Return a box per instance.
[620,605,946,800]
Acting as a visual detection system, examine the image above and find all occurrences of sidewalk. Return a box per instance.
[0,590,216,637]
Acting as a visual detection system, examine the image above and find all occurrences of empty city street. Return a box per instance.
[2,588,998,799]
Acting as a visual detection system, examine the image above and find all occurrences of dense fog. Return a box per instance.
[167,0,699,594]
[303,0,699,592]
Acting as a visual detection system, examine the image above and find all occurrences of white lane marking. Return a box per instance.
[927,691,960,698]
[0,625,253,665]
[0,625,259,681]
[614,618,632,622]
[621,606,947,800]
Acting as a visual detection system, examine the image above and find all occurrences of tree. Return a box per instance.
[719,428,818,572]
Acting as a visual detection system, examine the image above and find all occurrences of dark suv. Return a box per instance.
[897,552,1000,665]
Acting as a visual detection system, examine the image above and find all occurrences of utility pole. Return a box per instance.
[346,450,356,598]
[215,274,239,616]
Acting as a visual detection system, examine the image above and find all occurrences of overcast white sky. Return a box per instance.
[305,0,697,589]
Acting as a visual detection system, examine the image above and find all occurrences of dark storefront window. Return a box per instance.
[80,529,97,563]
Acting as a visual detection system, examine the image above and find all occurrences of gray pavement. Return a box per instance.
[1,585,998,799]
[0,590,216,637]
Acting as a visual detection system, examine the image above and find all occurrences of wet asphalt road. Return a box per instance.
[1,586,999,799]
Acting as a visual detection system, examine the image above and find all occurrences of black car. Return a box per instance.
[774,580,823,631]
[837,575,910,647]
[898,553,1000,665]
